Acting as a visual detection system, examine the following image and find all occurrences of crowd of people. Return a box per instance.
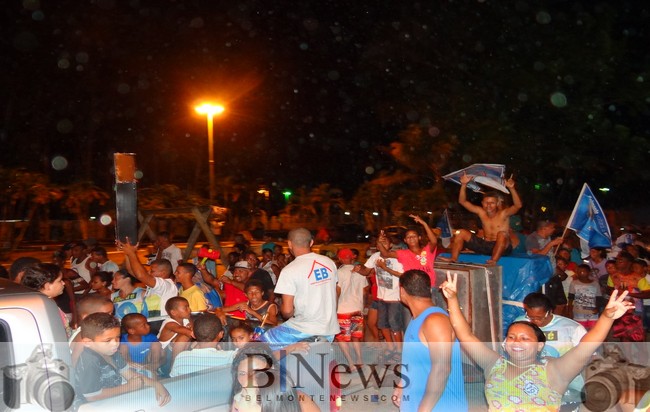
[2,179,650,411]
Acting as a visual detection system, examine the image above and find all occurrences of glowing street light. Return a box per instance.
[195,103,225,203]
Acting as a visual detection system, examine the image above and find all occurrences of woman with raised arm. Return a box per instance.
[440,272,633,411]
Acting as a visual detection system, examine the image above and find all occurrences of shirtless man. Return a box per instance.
[446,173,522,264]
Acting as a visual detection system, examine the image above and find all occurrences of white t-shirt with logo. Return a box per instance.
[364,252,403,302]
[274,252,339,336]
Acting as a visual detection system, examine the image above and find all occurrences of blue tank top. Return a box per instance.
[401,306,468,412]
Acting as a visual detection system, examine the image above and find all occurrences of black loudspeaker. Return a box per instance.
[434,262,503,345]
[114,153,138,243]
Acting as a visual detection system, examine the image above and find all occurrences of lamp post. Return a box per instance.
[195,103,225,203]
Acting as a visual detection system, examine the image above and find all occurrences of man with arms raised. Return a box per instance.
[446,173,522,264]
[119,240,178,318]
[261,228,339,350]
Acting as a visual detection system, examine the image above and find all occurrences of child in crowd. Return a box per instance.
[87,271,113,298]
[568,264,602,330]
[229,322,308,360]
[241,279,278,326]
[546,256,569,315]
[601,259,617,296]
[230,323,254,350]
[169,314,235,377]
[70,295,115,366]
[157,297,194,376]
[74,313,170,406]
[176,263,208,312]
[120,313,162,378]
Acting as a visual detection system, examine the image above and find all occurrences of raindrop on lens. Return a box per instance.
[51,156,68,170]
[57,119,74,133]
[550,92,567,108]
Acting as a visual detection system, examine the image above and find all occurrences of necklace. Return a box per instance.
[505,359,539,369]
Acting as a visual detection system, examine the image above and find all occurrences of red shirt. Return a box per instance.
[396,244,438,286]
[223,283,247,319]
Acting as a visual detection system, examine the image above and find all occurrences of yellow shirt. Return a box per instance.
[180,285,207,312]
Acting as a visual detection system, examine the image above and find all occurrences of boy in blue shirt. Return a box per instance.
[120,313,163,377]
[75,312,170,406]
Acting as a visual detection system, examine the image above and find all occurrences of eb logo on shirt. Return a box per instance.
[313,267,330,281]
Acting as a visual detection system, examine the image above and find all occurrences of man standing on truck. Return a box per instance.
[444,173,522,264]
[119,240,178,317]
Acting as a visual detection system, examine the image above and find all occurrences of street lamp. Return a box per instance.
[195,103,225,203]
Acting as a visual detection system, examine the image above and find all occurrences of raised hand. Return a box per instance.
[505,174,515,188]
[603,289,634,320]
[116,237,139,254]
[440,271,458,300]
[460,172,471,185]
[409,214,425,225]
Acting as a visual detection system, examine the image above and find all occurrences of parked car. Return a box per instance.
[329,224,369,243]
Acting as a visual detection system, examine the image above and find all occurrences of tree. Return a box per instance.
[0,168,62,246]
[350,123,456,229]
[62,181,109,239]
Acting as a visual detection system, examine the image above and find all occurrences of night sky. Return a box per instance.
[1,1,649,208]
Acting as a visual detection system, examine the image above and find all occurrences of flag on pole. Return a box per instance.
[566,184,612,257]
[436,209,453,248]
[442,163,510,194]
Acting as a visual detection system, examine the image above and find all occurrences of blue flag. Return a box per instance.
[435,209,453,247]
[566,184,612,251]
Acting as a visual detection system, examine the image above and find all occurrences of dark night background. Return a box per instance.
[1,0,649,216]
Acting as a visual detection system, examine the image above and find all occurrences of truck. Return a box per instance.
[0,279,359,412]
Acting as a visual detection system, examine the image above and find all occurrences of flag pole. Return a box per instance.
[555,183,588,256]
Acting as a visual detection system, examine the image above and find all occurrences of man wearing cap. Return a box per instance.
[261,228,339,350]
[336,248,368,369]
[219,260,254,320]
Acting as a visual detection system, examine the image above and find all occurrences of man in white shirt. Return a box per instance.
[155,232,183,273]
[355,235,405,357]
[120,240,178,318]
[336,248,368,369]
[261,228,339,350]
[87,246,120,274]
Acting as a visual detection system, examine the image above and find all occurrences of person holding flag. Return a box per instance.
[565,183,612,258]
[444,173,522,264]
[435,209,453,248]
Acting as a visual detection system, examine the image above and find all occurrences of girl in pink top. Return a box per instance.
[377,214,440,286]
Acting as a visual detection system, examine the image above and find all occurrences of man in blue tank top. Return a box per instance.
[393,269,468,411]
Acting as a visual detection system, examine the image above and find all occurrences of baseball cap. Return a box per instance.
[233,261,251,270]
[337,248,355,260]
